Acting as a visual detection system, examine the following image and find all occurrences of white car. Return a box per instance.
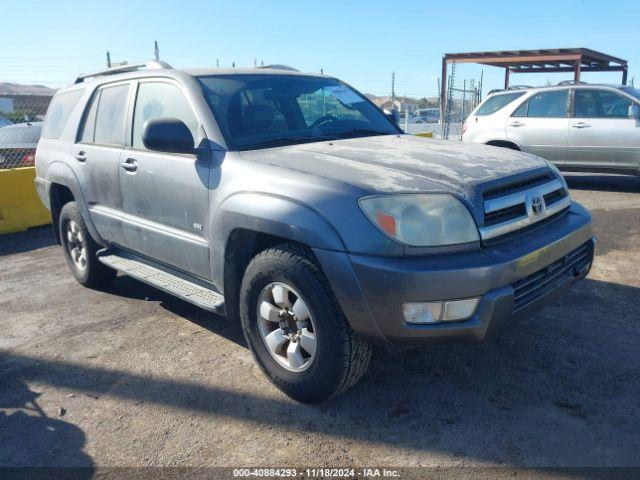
[462,83,640,175]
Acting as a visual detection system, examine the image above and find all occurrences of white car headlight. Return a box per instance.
[359,194,479,247]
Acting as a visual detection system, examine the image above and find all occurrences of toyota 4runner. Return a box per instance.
[35,61,595,402]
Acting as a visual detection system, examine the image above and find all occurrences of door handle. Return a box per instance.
[571,122,591,128]
[74,152,86,162]
[120,158,138,172]
[508,121,525,127]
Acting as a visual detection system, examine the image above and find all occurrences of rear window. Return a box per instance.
[42,90,83,139]
[476,92,525,116]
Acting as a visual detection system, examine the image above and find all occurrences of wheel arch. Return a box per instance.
[212,193,346,319]
[485,139,523,151]
[46,162,104,246]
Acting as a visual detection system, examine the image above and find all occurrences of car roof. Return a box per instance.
[57,63,330,95]
[489,83,628,96]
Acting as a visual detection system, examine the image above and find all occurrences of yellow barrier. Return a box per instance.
[414,131,434,138]
[0,167,51,234]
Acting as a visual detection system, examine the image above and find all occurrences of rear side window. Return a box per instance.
[476,92,525,116]
[93,84,130,146]
[42,90,83,139]
[513,90,569,118]
[574,89,633,118]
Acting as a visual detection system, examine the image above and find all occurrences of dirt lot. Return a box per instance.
[1,174,639,475]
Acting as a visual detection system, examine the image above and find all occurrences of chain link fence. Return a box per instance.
[0,94,52,169]
[441,81,481,140]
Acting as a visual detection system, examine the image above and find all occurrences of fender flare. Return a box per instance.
[483,137,524,151]
[210,192,346,288]
[45,161,105,245]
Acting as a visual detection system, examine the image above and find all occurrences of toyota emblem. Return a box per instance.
[530,195,545,216]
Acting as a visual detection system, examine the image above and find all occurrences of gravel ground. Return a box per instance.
[1,174,639,477]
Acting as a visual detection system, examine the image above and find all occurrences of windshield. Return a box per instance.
[198,74,399,150]
[622,87,640,102]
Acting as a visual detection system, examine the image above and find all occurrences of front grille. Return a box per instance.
[480,173,571,241]
[484,203,527,227]
[512,242,592,312]
[483,173,552,200]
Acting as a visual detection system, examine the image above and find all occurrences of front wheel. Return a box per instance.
[239,244,372,403]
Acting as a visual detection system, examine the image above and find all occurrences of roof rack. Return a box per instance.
[74,60,172,84]
[256,64,299,72]
[557,80,587,86]
[486,85,531,95]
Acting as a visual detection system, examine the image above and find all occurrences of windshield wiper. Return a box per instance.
[332,129,389,139]
[242,135,334,150]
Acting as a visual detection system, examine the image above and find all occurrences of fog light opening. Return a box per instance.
[442,298,480,321]
[403,297,480,325]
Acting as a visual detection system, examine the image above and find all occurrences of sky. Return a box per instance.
[2,0,639,97]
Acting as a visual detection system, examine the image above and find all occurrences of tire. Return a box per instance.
[59,201,116,288]
[239,243,372,403]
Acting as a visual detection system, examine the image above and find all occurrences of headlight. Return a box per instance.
[359,194,479,246]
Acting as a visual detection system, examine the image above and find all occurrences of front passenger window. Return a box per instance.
[574,89,633,119]
[132,82,199,150]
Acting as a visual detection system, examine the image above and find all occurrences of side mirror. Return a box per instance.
[383,108,399,125]
[142,117,195,154]
[629,103,640,121]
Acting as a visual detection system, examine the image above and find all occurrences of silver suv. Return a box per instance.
[35,61,595,402]
[463,83,640,175]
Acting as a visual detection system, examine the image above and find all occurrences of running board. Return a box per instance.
[98,253,225,315]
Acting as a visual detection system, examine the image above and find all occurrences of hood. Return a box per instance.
[240,134,549,202]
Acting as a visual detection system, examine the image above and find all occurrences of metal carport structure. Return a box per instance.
[440,48,629,116]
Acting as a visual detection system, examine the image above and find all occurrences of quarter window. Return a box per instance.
[42,89,83,139]
[513,90,569,118]
[476,92,525,116]
[574,89,633,118]
[93,84,130,146]
[132,82,199,150]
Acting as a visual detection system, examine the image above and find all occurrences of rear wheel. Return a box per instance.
[239,243,372,403]
[59,202,116,288]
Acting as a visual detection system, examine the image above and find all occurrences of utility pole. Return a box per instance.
[154,41,160,60]
[106,51,111,68]
[391,72,396,112]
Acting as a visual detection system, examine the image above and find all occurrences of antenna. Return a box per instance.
[106,51,111,68]
[154,41,160,61]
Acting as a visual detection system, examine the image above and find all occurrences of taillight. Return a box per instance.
[21,150,35,166]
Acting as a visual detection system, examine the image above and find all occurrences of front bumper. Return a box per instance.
[314,201,594,345]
